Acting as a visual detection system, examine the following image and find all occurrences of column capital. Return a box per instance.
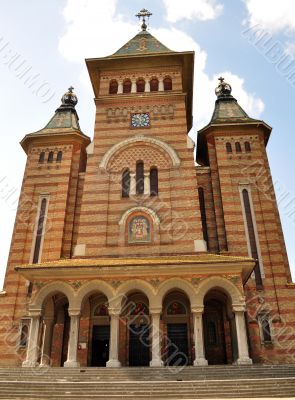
[68,309,81,317]
[150,308,162,316]
[28,310,42,318]
[232,304,246,313]
[108,309,121,317]
[191,307,204,314]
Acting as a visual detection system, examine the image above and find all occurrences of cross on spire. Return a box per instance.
[136,8,152,31]
[218,77,224,83]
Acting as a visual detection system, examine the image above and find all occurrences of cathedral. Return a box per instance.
[0,10,294,369]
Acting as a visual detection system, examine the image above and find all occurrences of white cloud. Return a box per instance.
[59,0,264,131]
[163,0,223,23]
[244,0,295,34]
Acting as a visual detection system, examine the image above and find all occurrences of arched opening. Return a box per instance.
[136,160,144,194]
[79,292,110,367]
[109,79,118,94]
[226,142,232,153]
[150,167,158,196]
[136,78,145,93]
[56,151,62,162]
[245,141,251,152]
[122,169,130,198]
[235,142,242,153]
[48,151,54,163]
[162,290,191,366]
[123,79,132,94]
[163,77,172,91]
[120,291,150,366]
[39,152,45,163]
[203,289,235,365]
[150,78,159,92]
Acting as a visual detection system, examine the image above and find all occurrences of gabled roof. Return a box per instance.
[113,30,171,57]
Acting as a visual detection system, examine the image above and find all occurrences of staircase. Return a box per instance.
[0,365,295,399]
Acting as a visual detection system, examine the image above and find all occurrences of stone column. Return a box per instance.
[192,308,208,366]
[145,79,150,92]
[40,317,54,366]
[64,310,80,368]
[130,173,136,196]
[118,80,123,94]
[150,311,163,367]
[159,77,164,92]
[144,173,150,196]
[107,311,121,367]
[233,306,252,365]
[131,80,137,93]
[22,311,41,367]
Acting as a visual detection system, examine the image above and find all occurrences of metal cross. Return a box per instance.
[136,8,152,31]
[68,86,74,93]
[218,77,224,83]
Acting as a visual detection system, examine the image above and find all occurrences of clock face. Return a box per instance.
[131,113,150,128]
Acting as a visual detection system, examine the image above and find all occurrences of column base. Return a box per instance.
[64,360,80,368]
[106,359,121,368]
[193,358,208,366]
[150,359,164,367]
[22,360,39,368]
[235,357,253,365]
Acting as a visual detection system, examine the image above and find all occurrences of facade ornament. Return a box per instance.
[69,281,82,290]
[110,280,121,289]
[149,278,161,288]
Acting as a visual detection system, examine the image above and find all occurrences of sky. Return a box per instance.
[0,0,295,287]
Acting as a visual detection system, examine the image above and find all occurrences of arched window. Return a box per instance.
[150,78,159,92]
[136,161,144,194]
[226,142,232,153]
[235,142,242,153]
[56,151,62,162]
[122,169,130,198]
[123,79,132,94]
[163,77,172,91]
[245,141,251,152]
[20,324,29,347]
[150,167,158,196]
[260,314,272,342]
[198,187,208,246]
[32,198,47,264]
[109,79,118,94]
[136,78,145,93]
[48,151,54,163]
[242,189,263,287]
[39,152,45,163]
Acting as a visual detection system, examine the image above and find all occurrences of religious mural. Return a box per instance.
[128,216,151,243]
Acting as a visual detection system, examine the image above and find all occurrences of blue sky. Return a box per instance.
[0,0,295,286]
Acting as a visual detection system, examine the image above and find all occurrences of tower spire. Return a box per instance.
[135,8,152,31]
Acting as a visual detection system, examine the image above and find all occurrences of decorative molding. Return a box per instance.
[106,104,175,123]
[110,280,121,289]
[149,278,161,288]
[69,281,82,290]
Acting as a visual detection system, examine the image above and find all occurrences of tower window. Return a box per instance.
[163,77,172,91]
[150,78,159,92]
[39,152,45,163]
[32,198,48,264]
[226,142,232,153]
[136,79,145,93]
[242,188,263,287]
[259,314,272,342]
[123,79,132,94]
[122,169,130,198]
[19,324,29,347]
[245,141,251,152]
[109,80,118,94]
[56,151,62,162]
[48,151,54,163]
[136,161,144,194]
[235,142,242,153]
[150,167,158,196]
[198,187,208,246]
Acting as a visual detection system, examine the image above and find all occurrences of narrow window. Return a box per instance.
[27,282,33,297]
[242,189,263,287]
[136,161,144,194]
[150,78,159,92]
[20,324,29,347]
[109,79,118,94]
[48,151,54,163]
[39,152,45,163]
[150,167,158,196]
[261,315,272,342]
[235,142,242,153]
[163,77,172,91]
[198,187,209,245]
[122,169,130,198]
[245,141,251,152]
[136,79,145,93]
[32,198,47,264]
[123,79,132,94]
[226,142,232,153]
[56,151,62,162]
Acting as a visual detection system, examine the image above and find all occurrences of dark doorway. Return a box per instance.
[203,299,227,365]
[91,325,110,366]
[167,323,189,366]
[129,324,150,366]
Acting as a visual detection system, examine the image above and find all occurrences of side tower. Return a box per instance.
[197,78,295,363]
[0,89,90,365]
